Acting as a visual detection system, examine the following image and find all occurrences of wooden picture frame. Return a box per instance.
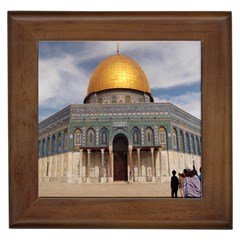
[8,12,232,229]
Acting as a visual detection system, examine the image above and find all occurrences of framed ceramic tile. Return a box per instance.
[8,12,232,228]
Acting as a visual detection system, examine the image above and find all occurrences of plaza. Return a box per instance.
[39,181,172,198]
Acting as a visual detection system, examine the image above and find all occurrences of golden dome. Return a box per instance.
[87,54,151,96]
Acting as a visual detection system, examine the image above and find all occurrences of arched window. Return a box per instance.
[186,132,191,153]
[191,135,196,154]
[145,127,153,145]
[100,128,108,145]
[87,128,95,146]
[179,130,185,152]
[159,127,167,145]
[42,139,45,156]
[74,129,81,146]
[172,128,178,150]
[64,130,69,150]
[51,135,56,154]
[57,132,62,152]
[46,137,50,155]
[132,127,140,145]
[196,137,201,155]
[102,131,107,144]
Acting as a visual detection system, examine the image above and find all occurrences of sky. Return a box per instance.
[39,41,201,122]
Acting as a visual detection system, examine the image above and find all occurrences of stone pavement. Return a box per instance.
[39,181,172,198]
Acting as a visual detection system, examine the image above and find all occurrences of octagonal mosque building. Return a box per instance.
[38,50,201,184]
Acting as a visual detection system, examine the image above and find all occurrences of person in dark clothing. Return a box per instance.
[171,170,179,198]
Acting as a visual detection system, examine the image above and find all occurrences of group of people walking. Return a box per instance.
[171,165,202,198]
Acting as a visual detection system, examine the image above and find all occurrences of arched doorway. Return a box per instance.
[113,134,128,181]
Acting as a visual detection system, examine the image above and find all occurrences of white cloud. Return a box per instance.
[39,54,89,109]
[39,41,201,120]
[134,42,201,89]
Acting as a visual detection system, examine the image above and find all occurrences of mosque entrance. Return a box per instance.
[113,134,128,181]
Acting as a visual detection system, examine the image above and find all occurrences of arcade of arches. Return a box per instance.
[39,126,201,183]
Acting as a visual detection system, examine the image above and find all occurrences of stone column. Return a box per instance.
[168,152,171,177]
[54,156,58,178]
[128,145,133,183]
[108,146,113,182]
[38,159,42,178]
[60,153,64,178]
[48,156,52,178]
[46,160,49,178]
[151,148,155,182]
[137,148,141,182]
[66,152,73,182]
[158,147,162,181]
[100,149,105,183]
[86,149,91,183]
[42,159,45,178]
[78,149,83,183]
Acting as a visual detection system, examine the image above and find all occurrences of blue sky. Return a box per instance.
[39,41,201,122]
